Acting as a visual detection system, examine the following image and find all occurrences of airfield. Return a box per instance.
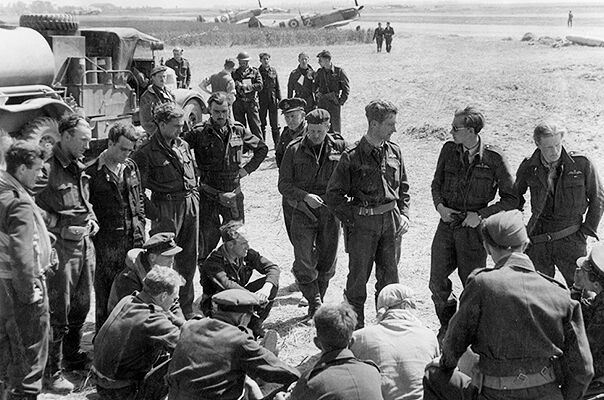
[14,2,604,398]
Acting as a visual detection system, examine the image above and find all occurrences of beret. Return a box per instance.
[306,108,330,124]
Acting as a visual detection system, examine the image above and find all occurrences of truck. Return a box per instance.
[0,14,207,157]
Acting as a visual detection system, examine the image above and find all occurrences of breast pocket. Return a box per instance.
[57,183,78,208]
[385,156,400,190]
[562,173,587,210]
[149,156,179,184]
[442,165,458,195]
[472,167,497,201]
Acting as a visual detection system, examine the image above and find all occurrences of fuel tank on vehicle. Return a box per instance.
[0,26,55,87]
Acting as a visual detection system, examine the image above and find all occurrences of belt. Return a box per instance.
[482,367,556,390]
[200,183,241,199]
[152,190,195,202]
[530,224,581,244]
[355,201,396,216]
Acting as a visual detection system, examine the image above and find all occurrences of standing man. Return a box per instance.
[424,210,593,400]
[199,58,237,121]
[86,122,146,332]
[516,122,603,286]
[430,106,517,342]
[373,22,385,52]
[165,47,191,89]
[185,92,267,261]
[568,10,574,27]
[326,100,410,329]
[287,52,315,113]
[313,50,350,134]
[278,109,346,318]
[0,141,53,400]
[132,103,199,318]
[258,52,282,147]
[139,66,175,137]
[232,51,263,140]
[384,22,395,53]
[36,114,99,392]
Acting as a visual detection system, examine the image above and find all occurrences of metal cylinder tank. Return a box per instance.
[0,26,55,87]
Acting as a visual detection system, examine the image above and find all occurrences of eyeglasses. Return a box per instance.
[451,125,467,132]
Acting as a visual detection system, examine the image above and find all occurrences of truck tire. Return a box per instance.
[18,116,60,154]
[288,18,300,28]
[19,14,79,34]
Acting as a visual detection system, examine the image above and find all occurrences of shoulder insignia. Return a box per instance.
[537,271,568,290]
[568,150,589,161]
[483,143,505,156]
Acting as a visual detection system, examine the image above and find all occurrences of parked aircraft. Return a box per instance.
[283,0,364,29]
[198,1,267,24]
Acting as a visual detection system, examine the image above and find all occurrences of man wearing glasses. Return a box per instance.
[430,106,517,343]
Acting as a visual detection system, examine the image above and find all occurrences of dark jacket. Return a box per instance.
[313,65,350,106]
[289,348,383,400]
[139,85,175,136]
[86,154,145,248]
[431,139,517,218]
[232,66,263,103]
[258,65,281,104]
[515,146,603,238]
[167,315,300,400]
[572,290,604,381]
[276,121,307,168]
[441,252,593,400]
[165,57,191,88]
[287,65,315,107]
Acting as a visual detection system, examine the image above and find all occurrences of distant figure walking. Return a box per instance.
[384,22,395,53]
[568,10,573,27]
[373,22,384,52]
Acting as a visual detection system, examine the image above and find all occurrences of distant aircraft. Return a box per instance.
[283,0,364,29]
[198,1,267,24]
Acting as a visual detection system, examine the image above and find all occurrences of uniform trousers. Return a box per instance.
[376,37,383,51]
[316,98,342,134]
[258,96,280,147]
[198,191,244,261]
[233,99,262,140]
[385,37,393,52]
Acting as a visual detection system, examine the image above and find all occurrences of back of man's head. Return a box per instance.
[314,303,357,352]
[142,266,184,297]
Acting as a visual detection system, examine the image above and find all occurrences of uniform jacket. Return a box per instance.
[350,310,440,400]
[313,65,350,106]
[199,245,280,300]
[232,66,263,102]
[167,315,299,400]
[0,171,52,304]
[289,348,384,400]
[441,252,593,400]
[86,153,145,248]
[287,65,315,104]
[326,136,410,225]
[384,26,394,38]
[572,290,604,381]
[279,134,347,202]
[258,65,281,104]
[185,118,267,192]
[165,57,191,88]
[373,27,385,40]
[431,139,517,218]
[139,84,175,136]
[93,291,181,382]
[515,146,603,238]
[204,71,236,104]
[36,142,96,232]
[276,121,307,168]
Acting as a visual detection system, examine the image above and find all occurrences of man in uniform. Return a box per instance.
[232,51,263,139]
[424,210,594,400]
[36,114,99,392]
[258,52,282,147]
[132,103,199,318]
[384,22,395,53]
[165,47,191,89]
[373,22,385,52]
[287,52,315,113]
[199,58,237,121]
[313,50,350,134]
[167,289,300,400]
[199,221,279,338]
[0,142,53,400]
[86,122,146,332]
[275,98,307,169]
[515,121,603,287]
[185,92,267,261]
[430,106,517,342]
[93,266,183,400]
[326,100,410,329]
[139,65,175,137]
[288,303,383,400]
[278,109,346,318]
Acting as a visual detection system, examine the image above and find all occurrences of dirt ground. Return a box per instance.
[40,24,604,400]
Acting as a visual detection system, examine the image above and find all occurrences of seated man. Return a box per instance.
[167,289,300,400]
[289,303,384,400]
[199,221,280,337]
[572,241,604,399]
[93,266,184,400]
[350,284,439,400]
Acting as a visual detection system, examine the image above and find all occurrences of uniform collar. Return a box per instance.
[316,348,355,366]
[527,145,572,168]
[495,252,536,272]
[456,135,484,161]
[53,142,83,169]
[358,135,386,156]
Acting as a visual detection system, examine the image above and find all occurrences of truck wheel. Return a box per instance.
[288,18,300,28]
[18,116,60,156]
[184,101,204,130]
[19,14,79,34]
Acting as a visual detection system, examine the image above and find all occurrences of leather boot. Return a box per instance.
[317,279,330,302]
[43,338,74,394]
[298,282,322,320]
[62,326,90,371]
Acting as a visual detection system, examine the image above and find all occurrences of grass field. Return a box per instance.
[38,10,604,400]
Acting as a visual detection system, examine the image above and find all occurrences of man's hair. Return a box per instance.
[173,47,183,52]
[224,59,236,68]
[533,122,566,143]
[220,220,245,243]
[5,140,48,174]
[259,52,270,59]
[454,106,485,134]
[142,266,184,297]
[365,100,398,124]
[58,113,88,136]
[208,92,229,108]
[298,52,309,59]
[108,122,138,144]
[313,303,357,351]
[585,266,604,288]
[153,103,184,124]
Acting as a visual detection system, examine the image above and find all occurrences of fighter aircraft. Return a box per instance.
[198,1,267,24]
[283,0,364,29]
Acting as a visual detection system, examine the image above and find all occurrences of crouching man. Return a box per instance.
[167,289,300,400]
[92,267,184,400]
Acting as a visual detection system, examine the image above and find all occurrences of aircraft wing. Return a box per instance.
[322,19,356,29]
[235,18,251,24]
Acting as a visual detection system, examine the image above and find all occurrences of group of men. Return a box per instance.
[373,22,395,53]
